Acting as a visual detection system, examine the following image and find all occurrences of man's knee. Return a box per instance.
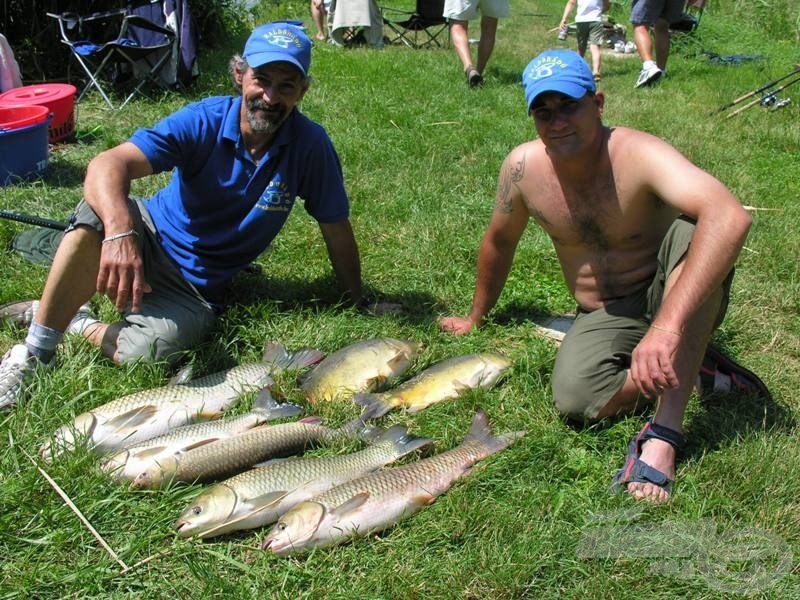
[114,321,197,365]
[552,373,602,421]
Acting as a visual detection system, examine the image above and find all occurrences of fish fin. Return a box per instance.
[183,438,222,452]
[369,424,434,457]
[262,341,326,373]
[386,351,411,370]
[251,388,303,419]
[463,408,527,453]
[410,491,437,508]
[168,363,194,385]
[332,492,370,517]
[353,393,392,418]
[104,405,161,430]
[131,446,170,460]
[253,456,296,467]
[299,415,323,425]
[252,490,292,508]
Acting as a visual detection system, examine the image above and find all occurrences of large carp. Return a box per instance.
[261,409,525,555]
[100,389,302,482]
[40,342,324,460]
[300,338,421,403]
[353,353,512,417]
[174,424,432,538]
[130,409,379,490]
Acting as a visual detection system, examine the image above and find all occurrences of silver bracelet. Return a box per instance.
[102,229,139,244]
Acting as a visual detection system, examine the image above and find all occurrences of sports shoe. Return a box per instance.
[696,343,771,400]
[635,63,663,88]
[613,41,625,53]
[0,344,48,410]
[624,41,637,54]
[465,66,484,88]
[557,26,568,41]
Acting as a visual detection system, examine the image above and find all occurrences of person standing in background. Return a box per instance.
[558,0,609,81]
[444,0,509,88]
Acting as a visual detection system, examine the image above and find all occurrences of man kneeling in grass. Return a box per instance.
[440,49,770,503]
[0,22,378,408]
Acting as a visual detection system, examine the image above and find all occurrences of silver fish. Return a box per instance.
[354,353,512,417]
[301,338,421,403]
[130,410,377,490]
[100,388,302,482]
[40,342,324,460]
[173,424,433,538]
[261,409,525,555]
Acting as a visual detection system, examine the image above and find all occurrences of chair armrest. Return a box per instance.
[121,15,176,38]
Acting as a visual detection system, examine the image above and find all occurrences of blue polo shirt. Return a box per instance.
[129,96,349,303]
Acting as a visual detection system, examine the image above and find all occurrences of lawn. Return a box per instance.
[0,0,798,597]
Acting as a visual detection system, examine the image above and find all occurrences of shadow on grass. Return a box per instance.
[223,270,441,327]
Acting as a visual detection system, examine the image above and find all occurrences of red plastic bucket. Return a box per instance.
[0,105,50,131]
[0,84,77,142]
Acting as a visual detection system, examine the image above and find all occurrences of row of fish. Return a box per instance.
[42,338,513,463]
[36,338,520,554]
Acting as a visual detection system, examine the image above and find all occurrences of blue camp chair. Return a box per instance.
[47,5,176,109]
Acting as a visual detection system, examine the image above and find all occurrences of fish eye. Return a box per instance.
[276,522,287,531]
[192,506,202,515]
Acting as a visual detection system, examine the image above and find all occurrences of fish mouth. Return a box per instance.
[260,537,274,551]
[174,519,192,537]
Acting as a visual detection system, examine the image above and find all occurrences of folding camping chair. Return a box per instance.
[670,0,706,34]
[382,0,449,49]
[47,4,176,109]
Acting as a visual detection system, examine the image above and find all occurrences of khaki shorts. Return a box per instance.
[66,199,216,364]
[443,0,509,21]
[551,217,734,419]
[576,21,604,48]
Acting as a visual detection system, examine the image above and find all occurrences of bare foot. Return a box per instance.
[625,438,676,503]
[315,33,326,41]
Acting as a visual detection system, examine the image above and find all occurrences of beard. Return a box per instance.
[246,99,289,134]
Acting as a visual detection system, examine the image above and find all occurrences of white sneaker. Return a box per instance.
[635,64,663,88]
[614,41,625,53]
[624,41,637,54]
[0,344,47,410]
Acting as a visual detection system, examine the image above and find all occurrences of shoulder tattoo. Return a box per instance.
[496,155,526,214]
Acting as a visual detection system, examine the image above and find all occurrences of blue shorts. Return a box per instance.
[630,0,684,25]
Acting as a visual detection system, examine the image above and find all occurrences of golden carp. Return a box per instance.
[301,338,421,403]
[354,352,512,417]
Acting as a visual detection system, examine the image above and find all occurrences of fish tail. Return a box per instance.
[353,392,392,418]
[262,342,326,373]
[463,409,526,455]
[251,388,303,419]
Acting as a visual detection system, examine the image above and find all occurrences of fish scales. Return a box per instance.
[174,425,432,538]
[41,342,324,460]
[355,353,512,416]
[263,410,525,554]
[301,338,421,403]
[130,418,357,488]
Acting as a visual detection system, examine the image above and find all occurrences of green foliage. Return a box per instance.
[715,0,800,42]
[1,0,799,598]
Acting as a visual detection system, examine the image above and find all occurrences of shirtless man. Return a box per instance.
[440,49,768,502]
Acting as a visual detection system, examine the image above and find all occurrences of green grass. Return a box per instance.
[1,0,799,597]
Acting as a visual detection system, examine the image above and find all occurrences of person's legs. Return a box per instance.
[589,44,601,77]
[311,0,327,40]
[633,22,654,63]
[653,16,671,70]
[624,265,722,502]
[631,0,663,87]
[449,20,476,75]
[475,16,498,74]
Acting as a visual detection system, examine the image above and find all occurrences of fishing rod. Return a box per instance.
[0,209,68,231]
[726,73,800,118]
[713,64,800,115]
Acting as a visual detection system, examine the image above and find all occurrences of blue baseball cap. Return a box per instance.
[522,49,596,113]
[243,21,312,76]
